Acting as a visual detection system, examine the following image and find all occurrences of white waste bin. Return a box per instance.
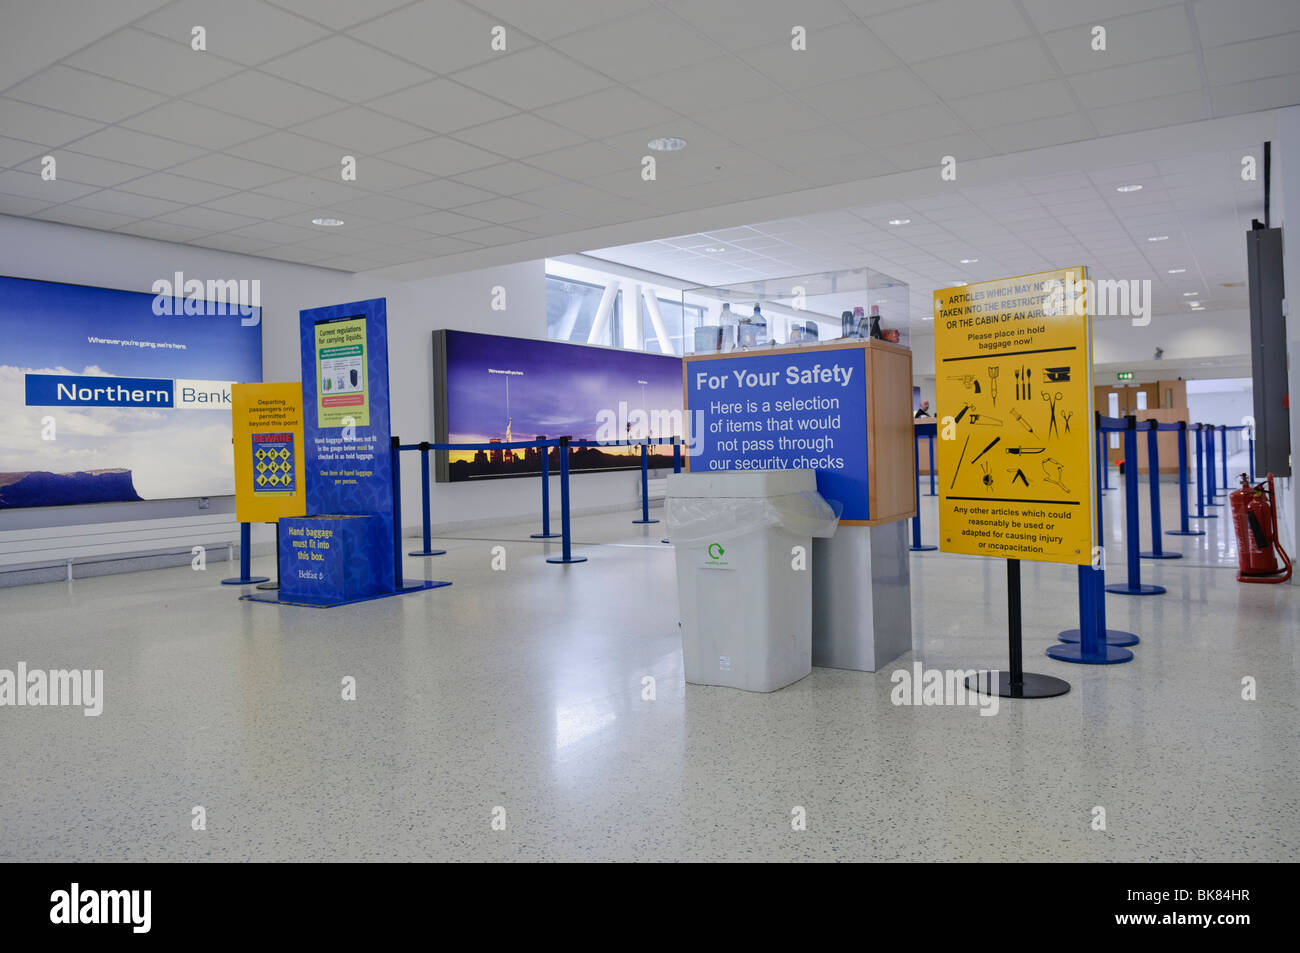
[665,470,839,692]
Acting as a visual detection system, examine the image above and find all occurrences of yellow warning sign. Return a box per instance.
[232,382,306,524]
[933,268,1096,565]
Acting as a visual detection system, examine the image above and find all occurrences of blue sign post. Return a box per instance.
[684,347,869,520]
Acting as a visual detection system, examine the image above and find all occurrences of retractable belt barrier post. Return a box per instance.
[925,431,937,496]
[391,435,405,586]
[1140,422,1182,560]
[1099,428,1112,492]
[1167,421,1204,537]
[1205,424,1221,505]
[910,423,936,552]
[1248,428,1256,482]
[408,441,446,557]
[547,436,586,565]
[1104,416,1165,596]
[1219,425,1229,494]
[633,442,659,525]
[1193,424,1216,519]
[1056,411,1138,654]
[221,521,270,585]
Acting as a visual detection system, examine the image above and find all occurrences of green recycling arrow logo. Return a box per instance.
[707,542,725,560]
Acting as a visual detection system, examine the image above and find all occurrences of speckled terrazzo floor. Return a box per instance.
[1,478,1296,862]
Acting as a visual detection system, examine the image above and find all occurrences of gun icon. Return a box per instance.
[948,374,982,394]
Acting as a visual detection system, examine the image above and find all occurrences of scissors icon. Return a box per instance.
[1041,390,1062,439]
[1062,410,1074,434]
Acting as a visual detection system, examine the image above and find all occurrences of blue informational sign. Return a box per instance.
[297,298,394,595]
[685,347,870,520]
[278,514,385,604]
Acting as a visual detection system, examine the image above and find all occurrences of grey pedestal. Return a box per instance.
[812,520,912,671]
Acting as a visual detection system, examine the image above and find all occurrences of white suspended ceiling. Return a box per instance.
[0,0,1296,274]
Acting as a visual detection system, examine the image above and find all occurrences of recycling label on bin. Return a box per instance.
[701,541,733,570]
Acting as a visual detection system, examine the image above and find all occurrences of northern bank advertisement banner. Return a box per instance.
[0,275,261,509]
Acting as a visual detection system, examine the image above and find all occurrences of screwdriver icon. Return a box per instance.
[1009,407,1035,435]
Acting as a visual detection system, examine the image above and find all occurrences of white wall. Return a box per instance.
[0,214,643,556]
[1274,106,1300,572]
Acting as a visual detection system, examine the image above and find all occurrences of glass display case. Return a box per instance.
[680,267,910,355]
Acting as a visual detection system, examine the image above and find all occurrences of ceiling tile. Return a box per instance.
[453,114,585,159]
[551,7,719,83]
[0,193,57,216]
[114,220,212,243]
[744,23,898,90]
[227,131,338,174]
[34,206,137,230]
[1020,0,1173,32]
[202,191,310,220]
[1209,71,1300,116]
[800,69,936,120]
[0,169,97,203]
[73,188,183,218]
[267,0,414,30]
[912,37,1060,100]
[661,0,856,53]
[254,174,368,205]
[0,98,104,148]
[186,72,346,127]
[137,0,330,67]
[984,112,1094,154]
[352,0,529,74]
[452,196,544,224]
[695,95,828,144]
[65,27,241,95]
[390,177,496,209]
[1193,0,1300,47]
[259,35,432,102]
[228,221,320,244]
[480,0,657,39]
[154,205,260,232]
[1090,91,1207,137]
[1204,32,1300,86]
[452,161,564,194]
[330,193,427,222]
[868,0,1033,61]
[380,136,503,176]
[368,79,517,134]
[1070,53,1203,109]
[453,223,532,245]
[122,101,271,151]
[66,126,207,168]
[402,209,489,234]
[168,152,293,189]
[117,172,235,203]
[878,132,993,171]
[0,136,47,169]
[514,140,629,179]
[537,87,676,141]
[41,152,152,188]
[290,106,433,154]
[190,233,277,255]
[6,66,166,123]
[950,80,1078,128]
[451,46,610,110]
[1044,5,1196,74]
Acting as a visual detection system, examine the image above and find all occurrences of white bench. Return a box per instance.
[0,514,240,577]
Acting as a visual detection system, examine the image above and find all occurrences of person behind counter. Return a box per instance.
[914,400,931,418]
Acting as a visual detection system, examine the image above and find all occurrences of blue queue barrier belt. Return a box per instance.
[1139,422,1183,560]
[220,521,271,585]
[910,422,937,552]
[568,437,680,527]
[1101,416,1165,596]
[1192,424,1216,518]
[1054,412,1138,659]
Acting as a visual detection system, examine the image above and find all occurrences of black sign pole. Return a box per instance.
[967,557,1070,699]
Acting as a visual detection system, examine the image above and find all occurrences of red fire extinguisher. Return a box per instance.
[1229,473,1292,583]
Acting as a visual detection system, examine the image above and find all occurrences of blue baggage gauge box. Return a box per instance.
[279,514,387,604]
[685,346,870,520]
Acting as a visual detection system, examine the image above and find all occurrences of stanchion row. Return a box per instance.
[907,416,1255,665]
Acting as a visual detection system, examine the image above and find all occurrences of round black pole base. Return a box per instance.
[530,531,561,539]
[1166,529,1205,536]
[632,518,660,524]
[965,671,1070,699]
[255,581,280,591]
[409,549,446,557]
[221,576,269,586]
[909,544,938,552]
[1058,627,1139,647]
[1140,550,1183,559]
[660,538,670,544]
[546,555,588,564]
[1104,582,1165,595]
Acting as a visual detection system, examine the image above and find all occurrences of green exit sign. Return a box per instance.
[1117,372,1133,381]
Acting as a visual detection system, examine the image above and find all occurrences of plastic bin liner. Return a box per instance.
[666,490,842,544]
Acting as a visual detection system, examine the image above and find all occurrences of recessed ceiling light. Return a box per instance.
[703,247,726,253]
[1168,268,1186,274]
[888,218,911,225]
[1116,184,1143,193]
[1147,235,1169,242]
[647,137,687,151]
[960,258,979,264]
[1182,291,1199,297]
[312,217,344,227]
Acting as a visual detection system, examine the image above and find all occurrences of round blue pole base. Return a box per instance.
[660,538,670,544]
[1140,550,1183,560]
[1046,642,1134,664]
[546,555,588,564]
[409,549,446,557]
[1194,513,1218,519]
[909,544,938,552]
[221,575,269,586]
[1166,529,1205,536]
[1058,627,1139,647]
[923,491,937,497]
[1104,582,1166,595]
[529,532,561,539]
[632,518,660,524]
